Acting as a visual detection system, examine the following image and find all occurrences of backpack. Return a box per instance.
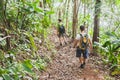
[59,25,65,33]
[79,34,89,50]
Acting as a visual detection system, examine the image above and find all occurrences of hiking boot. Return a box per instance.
[80,64,84,68]
[81,62,85,68]
[60,43,62,46]
[82,62,86,68]
[80,63,85,68]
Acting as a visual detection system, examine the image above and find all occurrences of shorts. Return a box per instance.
[76,48,89,59]
[58,33,65,38]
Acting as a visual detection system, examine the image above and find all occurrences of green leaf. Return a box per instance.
[46,0,51,3]
[112,40,120,44]
[0,68,8,75]
[34,7,43,12]
[105,31,118,39]
[117,53,120,60]
[22,60,33,73]
[22,63,33,73]
[24,32,37,52]
[2,74,11,80]
[46,10,54,15]
[23,60,33,69]
[102,41,111,47]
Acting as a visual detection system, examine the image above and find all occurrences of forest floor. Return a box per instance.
[39,28,116,80]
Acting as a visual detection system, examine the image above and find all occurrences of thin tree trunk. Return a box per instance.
[84,1,86,26]
[62,0,67,19]
[93,0,101,43]
[66,0,70,33]
[92,0,101,55]
[1,0,11,50]
[58,10,62,19]
[72,0,80,39]
[72,0,77,39]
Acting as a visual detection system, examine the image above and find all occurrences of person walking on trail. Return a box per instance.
[73,25,93,68]
[57,19,67,46]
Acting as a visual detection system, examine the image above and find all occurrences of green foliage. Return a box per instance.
[22,59,33,73]
[0,0,53,79]
[0,57,47,79]
[33,58,47,71]
[1,0,119,79]
[95,31,120,75]
[111,69,120,76]
[24,32,37,56]
[78,13,91,27]
[41,15,51,29]
[0,50,4,60]
[115,0,120,6]
[2,74,11,80]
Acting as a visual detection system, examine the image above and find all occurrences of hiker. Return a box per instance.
[73,25,92,68]
[57,19,67,46]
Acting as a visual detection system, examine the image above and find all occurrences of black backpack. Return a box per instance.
[59,25,65,33]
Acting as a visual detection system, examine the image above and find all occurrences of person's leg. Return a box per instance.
[63,33,67,44]
[82,49,89,68]
[79,57,83,64]
[60,37,62,45]
[61,33,67,45]
[77,49,84,68]
[58,34,62,46]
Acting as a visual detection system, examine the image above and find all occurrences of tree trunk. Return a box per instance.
[92,0,101,55]
[0,0,11,50]
[62,0,67,19]
[66,0,70,33]
[72,0,78,39]
[58,10,62,19]
[93,0,101,43]
[42,0,47,43]
[84,1,86,26]
[0,0,3,13]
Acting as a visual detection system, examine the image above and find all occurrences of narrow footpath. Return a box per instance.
[39,28,115,80]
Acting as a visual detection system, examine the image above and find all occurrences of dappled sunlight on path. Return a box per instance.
[39,28,114,80]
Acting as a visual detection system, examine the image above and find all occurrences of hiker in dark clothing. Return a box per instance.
[73,25,93,68]
[57,19,67,46]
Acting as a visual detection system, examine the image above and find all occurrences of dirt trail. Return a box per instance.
[39,28,114,80]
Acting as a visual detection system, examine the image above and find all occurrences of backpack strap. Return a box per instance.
[80,33,83,38]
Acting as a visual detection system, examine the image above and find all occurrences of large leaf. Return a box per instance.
[102,41,111,47]
[105,31,119,39]
[22,60,33,73]
[2,74,11,80]
[0,68,8,75]
[112,40,120,44]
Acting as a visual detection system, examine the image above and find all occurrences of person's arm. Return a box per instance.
[73,39,79,48]
[88,38,93,53]
[73,34,80,48]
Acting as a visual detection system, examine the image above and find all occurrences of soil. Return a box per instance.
[39,28,116,80]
